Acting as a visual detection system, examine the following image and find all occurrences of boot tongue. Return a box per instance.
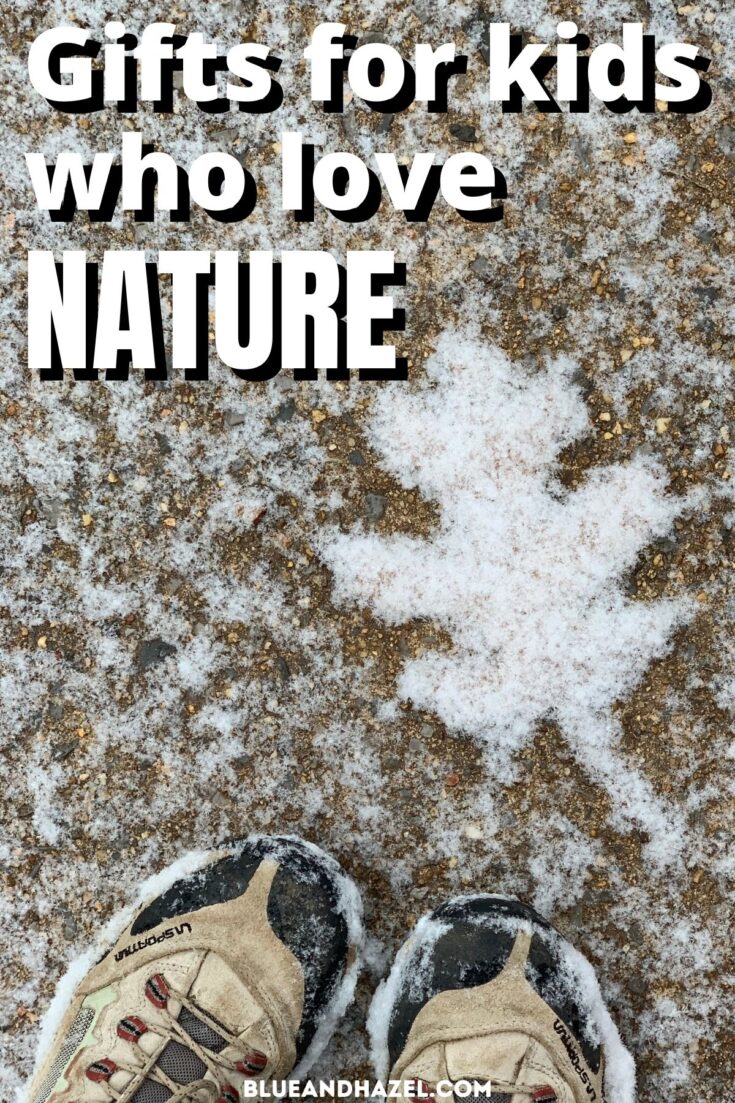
[444,1033,575,1103]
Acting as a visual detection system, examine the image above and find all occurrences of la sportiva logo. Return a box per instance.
[115,922,192,963]
[553,1019,597,1100]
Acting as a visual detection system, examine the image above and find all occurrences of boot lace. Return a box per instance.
[86,973,267,1103]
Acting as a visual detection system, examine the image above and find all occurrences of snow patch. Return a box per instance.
[324,332,692,859]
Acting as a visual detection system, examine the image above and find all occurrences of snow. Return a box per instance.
[527,815,602,916]
[323,334,692,859]
[1,0,733,1100]
[288,836,366,1079]
[559,937,637,1103]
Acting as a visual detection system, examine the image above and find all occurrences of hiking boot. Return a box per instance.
[26,835,363,1103]
[369,895,622,1103]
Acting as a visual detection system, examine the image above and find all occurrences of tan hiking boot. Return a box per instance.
[26,836,363,1103]
[369,895,624,1103]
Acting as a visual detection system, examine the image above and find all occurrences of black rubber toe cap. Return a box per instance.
[387,895,523,1067]
[131,835,351,1060]
[387,895,600,1076]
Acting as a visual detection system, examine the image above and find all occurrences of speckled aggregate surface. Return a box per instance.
[0,2,733,1100]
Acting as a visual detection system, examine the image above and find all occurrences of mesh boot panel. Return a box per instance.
[179,1007,228,1053]
[129,1039,208,1101]
[32,1007,95,1103]
[124,1011,224,1101]
[130,1082,173,1103]
[156,1040,208,1083]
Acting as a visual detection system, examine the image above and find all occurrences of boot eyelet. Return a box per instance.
[235,1050,267,1075]
[86,1058,117,1083]
[217,1086,240,1103]
[117,1016,148,1043]
[144,974,170,1008]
